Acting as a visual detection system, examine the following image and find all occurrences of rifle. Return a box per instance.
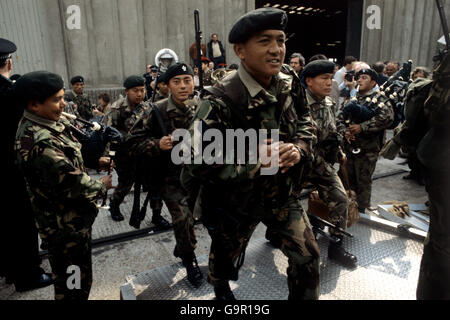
[194,9,204,90]
[307,213,354,243]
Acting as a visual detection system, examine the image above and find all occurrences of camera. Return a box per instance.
[345,70,355,82]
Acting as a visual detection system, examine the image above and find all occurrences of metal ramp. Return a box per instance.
[120,220,424,300]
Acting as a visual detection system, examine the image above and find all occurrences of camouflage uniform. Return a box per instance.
[415,51,450,299]
[183,65,320,300]
[15,110,106,300]
[305,90,348,233]
[64,90,93,121]
[203,69,213,87]
[131,95,198,258]
[104,96,150,207]
[336,89,394,211]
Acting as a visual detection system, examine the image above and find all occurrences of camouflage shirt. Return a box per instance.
[64,90,93,121]
[15,110,106,232]
[131,94,197,180]
[306,89,343,164]
[184,63,316,205]
[337,88,394,153]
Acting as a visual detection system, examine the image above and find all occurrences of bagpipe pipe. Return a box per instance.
[341,61,413,154]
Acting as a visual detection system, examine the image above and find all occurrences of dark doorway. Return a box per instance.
[255,0,363,66]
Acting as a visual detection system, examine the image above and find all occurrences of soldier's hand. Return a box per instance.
[100,174,115,190]
[345,130,355,144]
[349,124,362,135]
[159,135,173,151]
[278,142,301,174]
[98,157,114,172]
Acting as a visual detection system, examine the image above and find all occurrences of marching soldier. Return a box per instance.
[301,60,357,268]
[64,76,94,121]
[182,8,319,300]
[104,76,170,229]
[14,71,114,300]
[336,68,394,213]
[130,63,203,288]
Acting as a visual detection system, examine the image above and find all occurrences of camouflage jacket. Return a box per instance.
[306,89,343,165]
[337,88,394,153]
[64,90,93,121]
[203,69,213,87]
[15,110,106,232]
[104,95,150,138]
[184,63,316,206]
[131,94,197,180]
[417,51,450,172]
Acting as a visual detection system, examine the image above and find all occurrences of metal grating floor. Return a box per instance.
[121,221,424,300]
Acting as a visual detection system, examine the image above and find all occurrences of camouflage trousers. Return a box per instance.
[162,178,197,258]
[309,162,349,234]
[342,151,378,211]
[40,226,93,300]
[417,168,450,299]
[203,193,320,300]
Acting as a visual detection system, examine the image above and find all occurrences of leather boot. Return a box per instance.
[109,201,124,222]
[151,211,171,230]
[181,253,203,288]
[214,281,236,300]
[328,237,357,269]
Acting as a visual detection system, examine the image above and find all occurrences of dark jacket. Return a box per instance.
[207,40,226,60]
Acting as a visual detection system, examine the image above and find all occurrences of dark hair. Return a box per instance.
[290,53,305,66]
[309,54,328,62]
[228,64,239,70]
[412,66,431,78]
[211,33,218,38]
[372,61,385,73]
[98,92,111,104]
[0,57,10,69]
[343,56,357,66]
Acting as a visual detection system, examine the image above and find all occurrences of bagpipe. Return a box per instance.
[61,111,123,170]
[342,61,413,154]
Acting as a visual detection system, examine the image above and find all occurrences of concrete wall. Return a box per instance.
[360,0,450,69]
[2,0,254,88]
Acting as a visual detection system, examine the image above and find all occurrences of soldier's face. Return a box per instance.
[168,75,194,104]
[357,74,376,92]
[30,89,66,121]
[126,86,146,105]
[72,82,84,94]
[306,73,333,100]
[235,30,286,82]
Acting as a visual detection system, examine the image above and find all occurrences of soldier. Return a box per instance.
[201,56,213,86]
[105,76,170,229]
[130,62,202,287]
[302,60,357,268]
[414,50,450,299]
[182,8,319,300]
[13,71,114,300]
[0,38,55,292]
[336,68,394,213]
[64,76,94,121]
[143,65,158,100]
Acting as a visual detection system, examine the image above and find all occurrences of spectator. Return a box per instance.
[207,33,226,70]
[385,61,400,77]
[334,56,357,86]
[289,52,305,74]
[372,61,389,86]
[412,66,431,81]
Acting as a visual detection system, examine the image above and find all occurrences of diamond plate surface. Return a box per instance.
[123,223,424,300]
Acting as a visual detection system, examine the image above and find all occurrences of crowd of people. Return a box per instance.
[0,6,448,301]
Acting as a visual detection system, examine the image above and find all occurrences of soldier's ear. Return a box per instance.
[234,44,246,61]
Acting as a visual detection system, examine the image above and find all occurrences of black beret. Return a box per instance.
[228,8,288,44]
[150,65,158,72]
[356,68,378,82]
[70,75,84,85]
[13,71,64,103]
[302,60,336,79]
[163,62,194,83]
[123,75,146,89]
[0,38,17,59]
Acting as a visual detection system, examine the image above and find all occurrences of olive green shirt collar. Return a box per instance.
[23,110,66,133]
[166,94,188,113]
[238,63,291,98]
[306,89,334,108]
